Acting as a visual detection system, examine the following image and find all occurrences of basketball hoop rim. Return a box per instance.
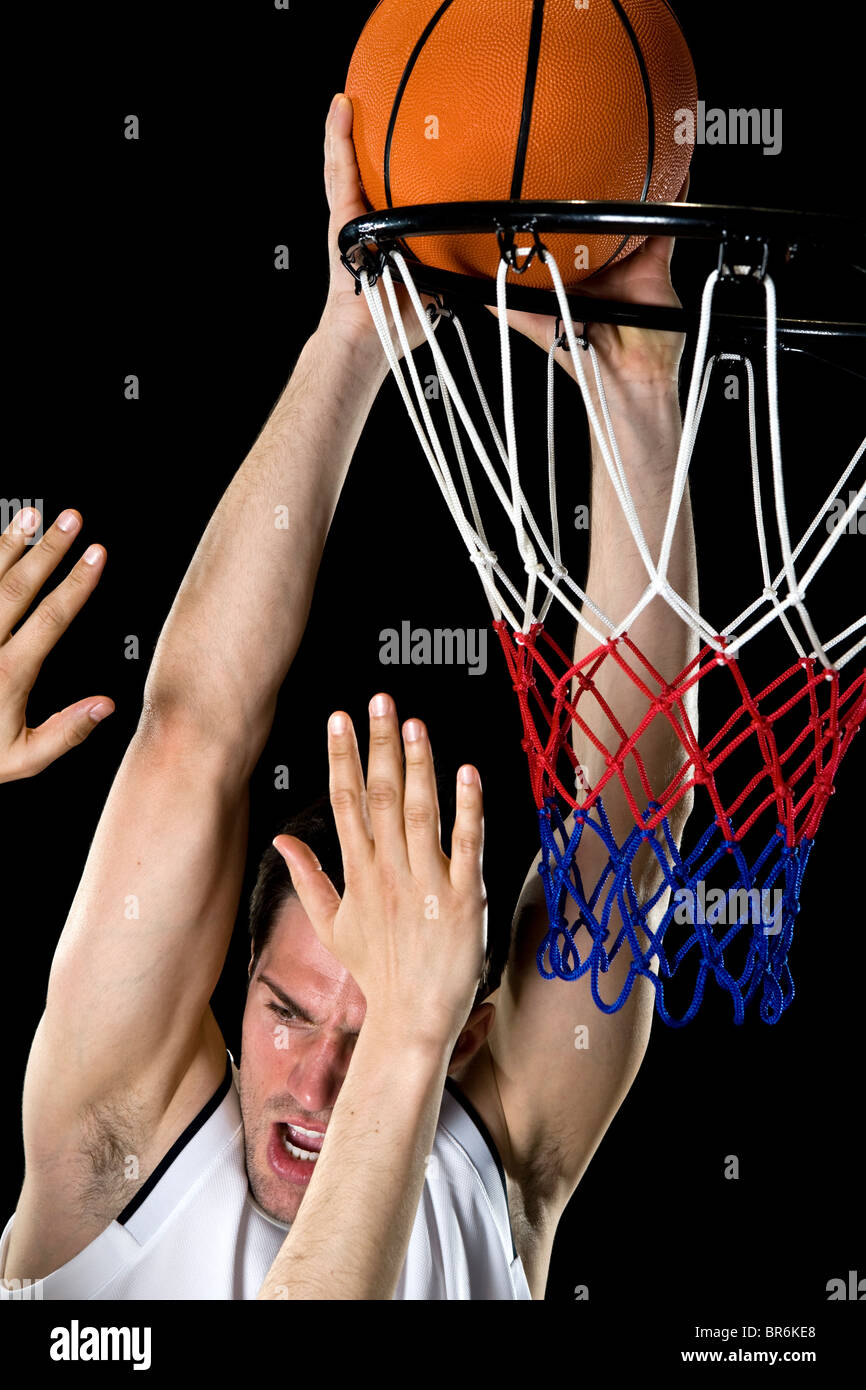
[337,200,866,340]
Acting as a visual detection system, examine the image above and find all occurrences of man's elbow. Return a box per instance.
[133,693,257,786]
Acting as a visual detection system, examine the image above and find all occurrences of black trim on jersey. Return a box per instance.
[117,1054,233,1227]
[444,1076,517,1260]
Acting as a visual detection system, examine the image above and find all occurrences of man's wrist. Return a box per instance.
[358,1007,461,1069]
[313,307,391,389]
[584,371,682,435]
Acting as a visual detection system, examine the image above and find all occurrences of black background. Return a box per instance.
[3,0,864,1334]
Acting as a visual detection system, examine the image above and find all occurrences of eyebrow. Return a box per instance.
[259,975,318,1025]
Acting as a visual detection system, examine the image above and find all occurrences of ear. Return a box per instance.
[447,1002,496,1075]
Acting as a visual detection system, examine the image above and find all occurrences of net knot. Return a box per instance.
[763,586,777,601]
[471,548,497,569]
[550,563,568,580]
[524,560,546,577]
[692,753,711,784]
[702,937,725,967]
[812,773,836,800]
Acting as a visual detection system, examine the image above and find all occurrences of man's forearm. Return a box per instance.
[576,377,698,807]
[143,325,388,759]
[559,371,700,945]
[257,1022,452,1301]
[583,378,696,660]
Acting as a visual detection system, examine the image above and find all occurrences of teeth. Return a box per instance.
[281,1129,319,1162]
[291,1125,322,1140]
[283,1138,317,1161]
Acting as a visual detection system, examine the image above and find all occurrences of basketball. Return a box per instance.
[345,0,698,290]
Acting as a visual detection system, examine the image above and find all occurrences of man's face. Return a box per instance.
[239,897,366,1226]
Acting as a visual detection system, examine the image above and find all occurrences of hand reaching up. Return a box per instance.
[0,508,113,782]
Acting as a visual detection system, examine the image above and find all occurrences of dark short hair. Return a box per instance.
[248,795,495,1010]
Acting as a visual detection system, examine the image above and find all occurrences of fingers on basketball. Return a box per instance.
[325,93,368,225]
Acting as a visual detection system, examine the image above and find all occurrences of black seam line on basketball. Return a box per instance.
[383,0,457,266]
[510,0,546,202]
[658,0,691,52]
[593,0,657,276]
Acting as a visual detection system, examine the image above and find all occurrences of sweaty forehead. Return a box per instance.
[259,897,366,1026]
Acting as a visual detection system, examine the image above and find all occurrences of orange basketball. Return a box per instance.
[346,0,698,291]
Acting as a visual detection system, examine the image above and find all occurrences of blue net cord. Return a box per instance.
[535,795,814,1027]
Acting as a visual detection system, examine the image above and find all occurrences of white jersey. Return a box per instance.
[0,1053,531,1301]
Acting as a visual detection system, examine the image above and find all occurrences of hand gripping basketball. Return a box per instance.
[491,173,691,391]
[320,94,435,360]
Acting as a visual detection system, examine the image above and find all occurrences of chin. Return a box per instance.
[246,1150,303,1227]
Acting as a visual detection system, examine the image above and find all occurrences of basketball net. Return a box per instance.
[356,241,866,1025]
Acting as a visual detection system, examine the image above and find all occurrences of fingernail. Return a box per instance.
[329,712,348,735]
[57,510,80,534]
[88,701,112,723]
[17,508,40,532]
[404,719,424,742]
[459,765,477,785]
[83,544,102,565]
[369,694,390,718]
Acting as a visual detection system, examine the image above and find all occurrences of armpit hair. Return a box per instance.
[77,1089,150,1221]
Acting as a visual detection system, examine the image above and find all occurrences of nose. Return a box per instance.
[285,1028,354,1114]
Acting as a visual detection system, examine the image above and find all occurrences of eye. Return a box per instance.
[267,1001,303,1025]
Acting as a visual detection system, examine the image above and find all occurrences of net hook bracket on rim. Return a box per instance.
[425,291,455,326]
[339,237,395,293]
[497,222,547,274]
[554,315,591,352]
[718,234,771,283]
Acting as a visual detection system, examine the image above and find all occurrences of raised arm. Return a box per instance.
[2,95,407,1282]
[460,219,700,1291]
